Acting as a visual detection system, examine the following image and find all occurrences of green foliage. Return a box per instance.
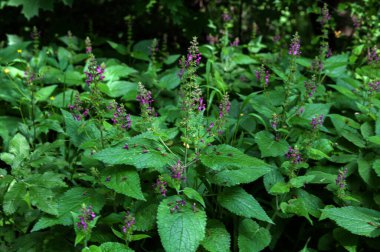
[157,196,207,252]
[1,1,380,250]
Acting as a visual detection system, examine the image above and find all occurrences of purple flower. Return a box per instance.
[255,70,261,81]
[206,34,219,45]
[170,160,185,181]
[288,33,301,56]
[265,70,270,86]
[122,211,136,234]
[222,13,231,22]
[76,205,96,231]
[123,144,129,150]
[304,76,317,98]
[368,81,380,93]
[367,46,379,64]
[311,114,324,129]
[198,97,206,111]
[153,176,168,197]
[336,167,348,189]
[320,4,331,26]
[230,37,239,47]
[286,146,302,164]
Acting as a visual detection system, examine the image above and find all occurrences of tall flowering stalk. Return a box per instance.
[367,46,379,64]
[72,204,99,247]
[320,3,332,59]
[137,82,155,119]
[121,211,136,244]
[178,37,204,164]
[255,65,270,88]
[304,75,318,99]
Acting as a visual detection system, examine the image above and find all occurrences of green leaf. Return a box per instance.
[289,175,315,188]
[373,159,380,177]
[104,65,137,81]
[31,187,105,231]
[269,182,290,194]
[320,206,380,237]
[201,145,271,186]
[341,130,365,148]
[357,153,375,185]
[3,181,27,215]
[29,187,58,215]
[7,0,54,19]
[217,187,273,223]
[368,136,380,145]
[100,81,137,98]
[183,187,205,208]
[9,133,30,158]
[157,196,207,252]
[231,53,258,65]
[255,131,288,158]
[238,219,271,252]
[101,166,144,200]
[107,41,129,55]
[200,219,230,252]
[93,137,176,170]
[158,71,181,90]
[35,85,57,102]
[99,242,134,252]
[133,201,158,231]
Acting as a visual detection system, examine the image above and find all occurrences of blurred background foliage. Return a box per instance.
[0,0,378,57]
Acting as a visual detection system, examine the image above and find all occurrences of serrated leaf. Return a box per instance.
[157,196,206,252]
[29,187,58,215]
[238,219,271,252]
[200,219,230,252]
[31,187,105,231]
[255,131,288,158]
[3,181,27,215]
[107,41,129,55]
[99,242,134,252]
[201,144,272,173]
[104,65,137,81]
[94,136,176,170]
[217,187,273,223]
[368,136,380,145]
[8,0,54,19]
[373,159,380,177]
[133,201,158,231]
[101,166,144,200]
[320,206,380,237]
[9,133,30,157]
[183,187,205,208]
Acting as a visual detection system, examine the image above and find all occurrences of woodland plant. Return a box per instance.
[1,1,380,252]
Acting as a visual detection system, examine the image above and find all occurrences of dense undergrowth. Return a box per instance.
[0,1,380,251]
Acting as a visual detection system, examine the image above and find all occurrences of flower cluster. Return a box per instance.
[84,37,106,86]
[271,113,279,130]
[77,205,96,231]
[153,176,167,197]
[68,94,89,121]
[169,199,186,214]
[24,69,36,85]
[197,97,206,111]
[285,146,302,164]
[311,114,324,129]
[320,3,331,26]
[336,167,348,189]
[368,81,380,93]
[206,34,219,45]
[367,46,379,64]
[170,160,186,182]
[221,12,231,22]
[255,65,270,87]
[137,82,156,119]
[352,16,361,29]
[311,57,323,72]
[304,75,318,98]
[219,93,231,119]
[288,32,301,56]
[108,101,131,129]
[122,211,136,234]
[230,37,239,47]
[178,37,202,78]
